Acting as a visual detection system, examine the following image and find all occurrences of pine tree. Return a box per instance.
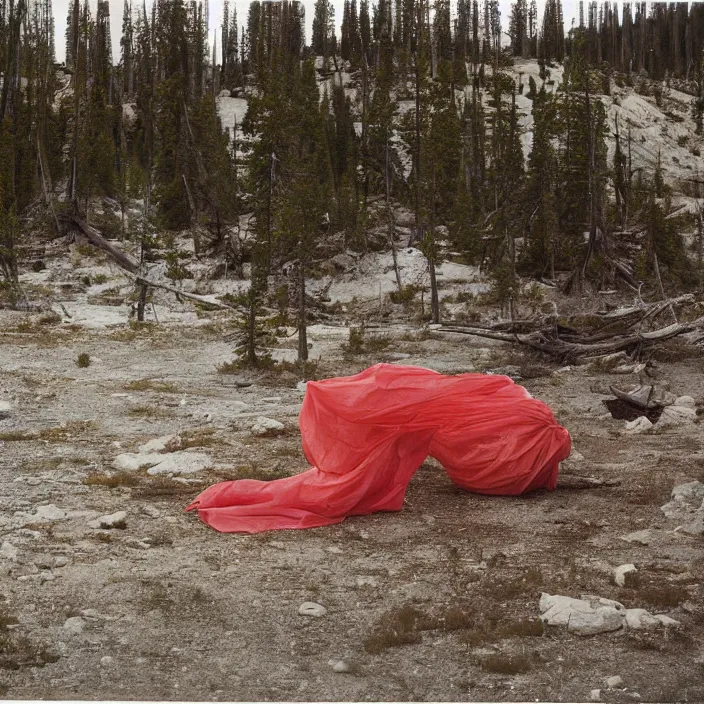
[509,0,527,57]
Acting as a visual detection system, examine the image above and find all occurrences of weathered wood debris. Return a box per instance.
[439,294,703,363]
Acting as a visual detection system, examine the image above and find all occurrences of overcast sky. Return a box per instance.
[52,0,584,64]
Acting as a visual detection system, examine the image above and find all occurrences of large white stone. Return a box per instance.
[0,400,11,418]
[138,435,180,454]
[250,417,285,437]
[540,594,624,636]
[145,451,212,476]
[112,453,164,472]
[674,396,696,409]
[34,504,67,521]
[655,405,697,429]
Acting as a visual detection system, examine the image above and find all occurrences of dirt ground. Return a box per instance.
[1,290,703,702]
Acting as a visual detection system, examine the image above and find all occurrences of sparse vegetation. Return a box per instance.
[123,379,180,393]
[76,352,91,368]
[479,652,533,675]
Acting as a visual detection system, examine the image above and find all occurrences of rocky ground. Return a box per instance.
[1,240,704,703]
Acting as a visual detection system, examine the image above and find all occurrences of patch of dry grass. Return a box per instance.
[178,427,218,449]
[478,652,533,675]
[0,430,36,442]
[364,606,424,654]
[37,421,96,442]
[126,405,177,420]
[481,567,544,600]
[123,379,180,393]
[0,604,58,670]
[131,477,205,499]
[83,472,140,488]
[635,583,689,609]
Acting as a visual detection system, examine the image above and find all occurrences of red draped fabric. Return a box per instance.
[186,364,571,533]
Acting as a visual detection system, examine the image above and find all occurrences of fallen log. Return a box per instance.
[439,320,701,362]
[63,215,238,312]
[65,215,139,274]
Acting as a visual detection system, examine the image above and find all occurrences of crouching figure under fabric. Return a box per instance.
[186,364,571,533]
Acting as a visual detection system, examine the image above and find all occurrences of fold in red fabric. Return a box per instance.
[185,363,571,533]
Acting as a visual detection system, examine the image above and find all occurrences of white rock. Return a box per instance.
[39,570,55,582]
[681,516,704,536]
[142,505,161,519]
[326,546,343,554]
[655,405,697,428]
[138,435,179,454]
[34,504,66,521]
[250,417,285,437]
[296,381,308,394]
[654,614,680,627]
[589,688,602,701]
[112,453,164,472]
[614,564,638,588]
[53,556,70,568]
[568,607,624,636]
[569,450,585,462]
[0,400,11,418]
[605,675,624,689]
[331,659,351,673]
[261,397,282,403]
[624,608,661,630]
[88,511,127,529]
[100,655,115,667]
[0,541,18,560]
[145,451,212,476]
[674,396,696,409]
[625,416,653,433]
[539,593,624,636]
[298,602,327,617]
[671,481,704,503]
[620,530,655,545]
[62,616,86,635]
[661,481,704,520]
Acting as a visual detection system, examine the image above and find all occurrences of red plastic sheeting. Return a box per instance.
[185,364,571,533]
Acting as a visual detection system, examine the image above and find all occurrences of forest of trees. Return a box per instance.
[1,0,703,360]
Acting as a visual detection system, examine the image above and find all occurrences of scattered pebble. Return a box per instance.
[62,616,86,635]
[355,576,378,588]
[298,602,327,617]
[614,564,638,587]
[0,541,18,561]
[604,675,624,689]
[625,416,652,433]
[620,529,655,545]
[331,659,351,673]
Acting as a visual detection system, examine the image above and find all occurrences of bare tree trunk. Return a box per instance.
[297,258,308,362]
[386,131,402,292]
[136,283,148,322]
